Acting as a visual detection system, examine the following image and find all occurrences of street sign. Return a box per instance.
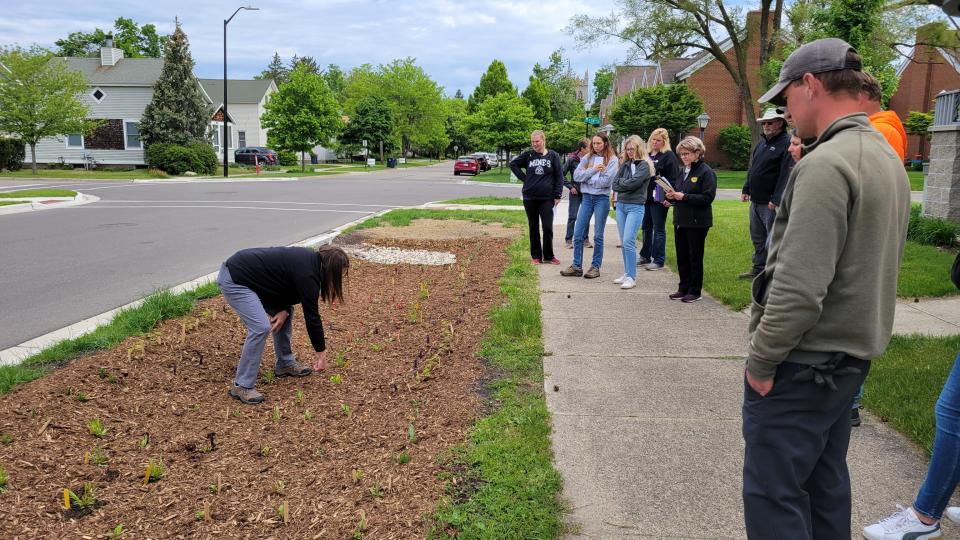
[584,116,601,126]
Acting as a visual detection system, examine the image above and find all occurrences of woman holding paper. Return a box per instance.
[639,128,681,271]
[611,135,655,289]
[666,136,716,303]
[561,133,619,279]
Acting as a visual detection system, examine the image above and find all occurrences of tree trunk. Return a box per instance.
[379,140,384,163]
[30,143,37,175]
[301,150,305,172]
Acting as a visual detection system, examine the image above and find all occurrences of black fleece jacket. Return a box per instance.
[672,159,717,228]
[510,149,564,201]
[225,247,326,352]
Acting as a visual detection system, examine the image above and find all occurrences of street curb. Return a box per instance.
[0,193,99,216]
[0,206,396,368]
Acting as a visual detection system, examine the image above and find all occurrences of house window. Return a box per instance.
[91,88,105,103]
[125,122,141,149]
[66,134,84,148]
[211,123,221,153]
[238,131,246,149]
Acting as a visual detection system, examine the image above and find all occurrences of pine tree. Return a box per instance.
[139,24,210,147]
[255,52,289,86]
[467,60,515,112]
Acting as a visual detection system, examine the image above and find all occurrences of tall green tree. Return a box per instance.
[531,49,584,121]
[290,55,320,75]
[590,66,615,116]
[139,24,211,147]
[255,52,289,86]
[340,95,395,160]
[464,93,537,168]
[608,84,704,146]
[468,60,515,112]
[444,95,470,156]
[323,64,346,103]
[261,63,342,170]
[546,120,589,154]
[0,46,92,174]
[378,58,448,156]
[522,76,551,125]
[55,17,165,58]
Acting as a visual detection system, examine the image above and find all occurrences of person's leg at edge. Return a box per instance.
[688,227,708,296]
[538,198,555,261]
[913,353,960,521]
[572,194,592,269]
[591,193,609,269]
[523,198,543,260]
[639,202,653,262]
[218,265,270,389]
[652,203,668,266]
[749,202,768,275]
[566,192,581,242]
[623,203,644,279]
[675,226,690,295]
[616,202,627,273]
[270,305,296,368]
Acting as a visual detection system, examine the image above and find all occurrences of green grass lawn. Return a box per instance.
[0,201,25,207]
[864,334,960,454]
[0,168,169,180]
[665,200,957,310]
[0,188,77,198]
[714,169,925,191]
[460,169,517,183]
[441,196,523,206]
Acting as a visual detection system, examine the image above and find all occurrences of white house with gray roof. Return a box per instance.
[198,78,276,161]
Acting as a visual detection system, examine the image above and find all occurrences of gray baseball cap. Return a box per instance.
[758,38,862,106]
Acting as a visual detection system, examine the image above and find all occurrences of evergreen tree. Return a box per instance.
[468,60,515,112]
[454,89,464,100]
[255,52,289,86]
[341,95,395,158]
[290,55,320,75]
[139,24,210,147]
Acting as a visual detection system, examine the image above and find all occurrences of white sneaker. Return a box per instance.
[620,277,636,289]
[946,507,960,523]
[863,505,941,540]
[613,274,627,284]
[645,263,664,271]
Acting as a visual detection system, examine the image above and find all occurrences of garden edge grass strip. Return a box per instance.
[0,283,220,396]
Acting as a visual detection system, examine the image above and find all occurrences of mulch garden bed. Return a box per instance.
[0,232,512,539]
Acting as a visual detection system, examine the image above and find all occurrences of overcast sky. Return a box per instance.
[4,0,631,100]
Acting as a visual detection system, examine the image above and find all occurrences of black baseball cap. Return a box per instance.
[759,38,862,106]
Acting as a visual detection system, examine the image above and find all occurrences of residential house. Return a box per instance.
[198,78,277,162]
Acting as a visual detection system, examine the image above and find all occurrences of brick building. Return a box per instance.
[888,35,960,161]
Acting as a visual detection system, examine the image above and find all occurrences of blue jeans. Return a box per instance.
[565,191,590,242]
[914,353,960,521]
[573,192,609,269]
[616,202,645,279]
[640,201,669,265]
[217,264,296,389]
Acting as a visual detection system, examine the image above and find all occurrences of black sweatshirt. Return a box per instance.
[647,150,681,204]
[225,247,326,352]
[672,159,717,228]
[742,130,791,205]
[510,149,564,201]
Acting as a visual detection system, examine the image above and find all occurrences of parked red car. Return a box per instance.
[453,156,480,176]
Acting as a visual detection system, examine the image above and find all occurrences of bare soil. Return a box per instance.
[0,226,511,539]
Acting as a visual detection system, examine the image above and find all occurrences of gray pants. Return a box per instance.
[217,264,295,388]
[749,202,776,274]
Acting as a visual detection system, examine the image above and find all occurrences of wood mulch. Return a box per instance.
[0,231,511,539]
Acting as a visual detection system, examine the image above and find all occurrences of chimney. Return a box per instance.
[100,36,123,67]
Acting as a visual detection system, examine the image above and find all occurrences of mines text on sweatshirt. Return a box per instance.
[225,247,327,352]
[510,149,564,201]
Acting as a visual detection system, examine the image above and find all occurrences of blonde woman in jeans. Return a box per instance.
[611,135,655,290]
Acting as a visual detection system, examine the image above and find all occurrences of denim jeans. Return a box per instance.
[565,191,590,242]
[640,201,669,265]
[914,353,960,521]
[573,192,609,269]
[616,202,645,279]
[217,264,296,388]
[749,202,776,273]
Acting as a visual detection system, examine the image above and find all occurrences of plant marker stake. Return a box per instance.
[63,489,71,509]
[143,465,151,485]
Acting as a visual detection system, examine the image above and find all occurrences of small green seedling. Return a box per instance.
[277,501,289,523]
[351,469,364,484]
[231,409,243,418]
[195,510,205,521]
[89,447,108,467]
[64,482,97,510]
[303,410,314,421]
[330,374,343,385]
[407,423,418,444]
[107,375,118,384]
[273,480,285,494]
[419,281,429,299]
[98,367,108,379]
[109,524,124,538]
[340,403,351,418]
[271,405,282,422]
[87,417,107,438]
[143,458,165,484]
[353,509,367,539]
[0,434,12,445]
[138,433,150,450]
[0,465,8,492]
[370,343,382,352]
[263,370,276,384]
[314,447,325,459]
[76,391,89,403]
[261,446,271,457]
[295,390,305,405]
[369,483,384,499]
[334,350,347,368]
[396,451,411,465]
[407,302,420,324]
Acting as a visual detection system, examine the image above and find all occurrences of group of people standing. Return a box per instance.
[511,128,716,303]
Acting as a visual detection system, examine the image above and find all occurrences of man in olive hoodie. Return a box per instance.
[743,38,911,539]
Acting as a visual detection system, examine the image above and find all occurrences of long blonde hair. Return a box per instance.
[620,135,655,176]
[648,128,672,153]
[583,133,615,167]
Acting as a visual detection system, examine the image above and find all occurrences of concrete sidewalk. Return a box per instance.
[540,220,953,539]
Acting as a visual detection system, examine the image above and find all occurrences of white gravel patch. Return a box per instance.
[342,243,456,265]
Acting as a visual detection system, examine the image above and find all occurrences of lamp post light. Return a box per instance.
[697,112,711,142]
[223,5,259,177]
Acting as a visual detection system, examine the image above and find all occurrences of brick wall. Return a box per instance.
[888,45,960,161]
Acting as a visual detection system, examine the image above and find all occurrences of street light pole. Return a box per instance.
[697,112,711,143]
[224,6,259,178]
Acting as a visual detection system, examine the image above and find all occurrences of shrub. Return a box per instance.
[277,150,297,167]
[908,204,960,247]
[146,141,218,175]
[717,124,752,170]
[0,137,25,171]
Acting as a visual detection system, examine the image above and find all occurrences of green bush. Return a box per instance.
[146,141,217,175]
[717,124,752,170]
[277,150,297,167]
[908,204,959,247]
[0,137,25,171]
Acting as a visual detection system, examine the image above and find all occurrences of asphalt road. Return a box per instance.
[0,164,518,350]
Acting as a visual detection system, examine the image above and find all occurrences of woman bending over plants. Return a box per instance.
[217,244,349,404]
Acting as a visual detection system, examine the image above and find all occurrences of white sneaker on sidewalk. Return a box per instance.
[863,505,941,540]
[946,507,960,523]
[620,277,636,289]
[613,274,627,284]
